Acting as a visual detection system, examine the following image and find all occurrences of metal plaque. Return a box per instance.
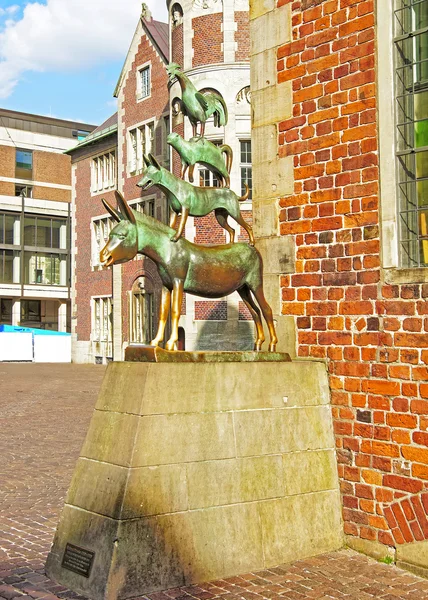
[62,543,95,578]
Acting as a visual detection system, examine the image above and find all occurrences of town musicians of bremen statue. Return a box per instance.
[100,63,278,353]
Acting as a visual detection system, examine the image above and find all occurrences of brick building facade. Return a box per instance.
[0,109,95,332]
[69,9,169,364]
[71,1,253,360]
[250,0,428,570]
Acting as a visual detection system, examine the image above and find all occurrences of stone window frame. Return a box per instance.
[90,150,116,197]
[378,0,428,284]
[239,139,252,201]
[136,61,152,103]
[91,214,114,271]
[129,276,155,344]
[127,118,156,176]
[91,295,112,343]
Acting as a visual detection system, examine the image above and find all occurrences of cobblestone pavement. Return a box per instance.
[2,364,428,600]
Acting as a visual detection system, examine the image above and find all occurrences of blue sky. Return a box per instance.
[0,0,168,126]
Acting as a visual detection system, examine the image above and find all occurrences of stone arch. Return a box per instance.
[171,3,183,27]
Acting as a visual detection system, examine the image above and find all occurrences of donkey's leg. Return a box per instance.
[151,286,171,347]
[252,285,278,352]
[238,286,265,351]
[165,279,184,351]
[215,208,235,243]
[171,206,189,242]
[230,211,255,246]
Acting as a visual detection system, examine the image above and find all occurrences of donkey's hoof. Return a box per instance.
[268,343,277,353]
[165,340,178,351]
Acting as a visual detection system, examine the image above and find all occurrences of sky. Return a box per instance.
[0,0,168,126]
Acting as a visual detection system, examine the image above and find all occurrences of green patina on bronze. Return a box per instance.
[167,132,232,188]
[138,154,253,244]
[100,192,278,353]
[167,63,228,138]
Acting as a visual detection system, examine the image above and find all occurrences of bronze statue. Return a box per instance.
[167,63,228,137]
[138,154,254,244]
[167,132,232,187]
[100,192,278,352]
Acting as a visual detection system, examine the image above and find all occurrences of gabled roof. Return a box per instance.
[145,18,169,61]
[114,15,169,98]
[65,112,117,154]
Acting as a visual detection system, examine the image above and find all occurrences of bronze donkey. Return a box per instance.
[100,192,278,352]
[138,154,253,244]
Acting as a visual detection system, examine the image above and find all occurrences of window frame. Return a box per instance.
[378,0,428,283]
[127,119,156,175]
[91,150,116,196]
[136,63,151,102]
[91,214,115,270]
[91,296,113,343]
[240,139,253,201]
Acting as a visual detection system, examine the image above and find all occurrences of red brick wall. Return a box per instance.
[195,300,227,320]
[74,156,113,342]
[120,29,169,201]
[192,14,223,67]
[172,23,184,66]
[235,11,250,62]
[119,26,171,342]
[194,212,227,244]
[277,0,428,549]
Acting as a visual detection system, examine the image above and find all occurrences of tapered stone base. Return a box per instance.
[46,360,343,600]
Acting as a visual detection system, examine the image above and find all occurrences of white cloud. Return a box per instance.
[0,5,20,16]
[0,0,169,99]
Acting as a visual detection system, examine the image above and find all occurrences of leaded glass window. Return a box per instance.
[395,0,428,266]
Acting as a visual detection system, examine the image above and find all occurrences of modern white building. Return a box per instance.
[0,109,95,332]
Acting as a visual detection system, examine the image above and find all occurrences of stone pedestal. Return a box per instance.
[46,360,343,600]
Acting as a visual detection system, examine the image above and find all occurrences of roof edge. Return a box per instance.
[65,124,118,154]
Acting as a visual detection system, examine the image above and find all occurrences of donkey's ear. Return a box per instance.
[115,191,136,225]
[148,153,161,170]
[143,154,151,167]
[102,198,121,222]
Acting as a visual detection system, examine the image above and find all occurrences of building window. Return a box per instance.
[128,122,154,173]
[92,216,114,268]
[15,149,33,180]
[137,65,151,100]
[93,297,112,342]
[130,278,154,343]
[131,198,155,218]
[21,300,41,326]
[0,298,12,324]
[199,140,222,187]
[15,184,33,198]
[240,140,252,200]
[91,151,116,194]
[0,250,16,284]
[23,216,67,249]
[0,212,20,246]
[395,1,428,267]
[77,130,90,141]
[23,252,67,286]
